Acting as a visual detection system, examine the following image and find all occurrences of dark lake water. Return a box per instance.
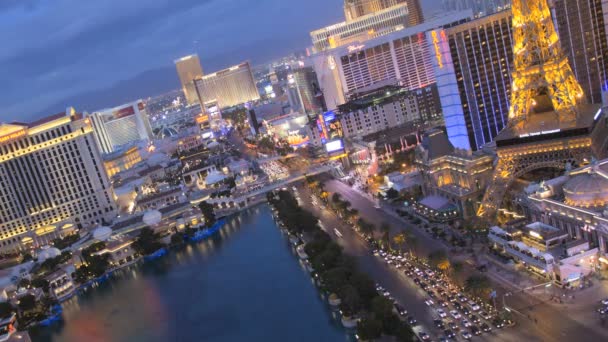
[30,205,350,342]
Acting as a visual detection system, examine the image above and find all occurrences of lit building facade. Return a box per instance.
[89,100,154,154]
[310,4,410,52]
[0,109,116,252]
[442,0,511,17]
[310,11,471,111]
[415,129,494,218]
[290,67,327,117]
[193,61,260,109]
[344,0,424,26]
[337,85,441,140]
[175,54,204,105]
[431,10,514,150]
[102,145,143,179]
[551,0,608,104]
[518,159,608,257]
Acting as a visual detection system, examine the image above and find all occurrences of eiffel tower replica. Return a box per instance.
[477,0,608,221]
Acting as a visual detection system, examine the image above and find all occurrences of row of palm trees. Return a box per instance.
[306,176,492,304]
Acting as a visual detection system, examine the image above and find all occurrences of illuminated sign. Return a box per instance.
[519,129,561,138]
[195,114,209,124]
[328,36,336,48]
[431,30,444,69]
[347,44,365,53]
[328,56,336,70]
[113,106,136,119]
[529,231,542,239]
[0,128,27,144]
[325,139,344,153]
[594,108,602,120]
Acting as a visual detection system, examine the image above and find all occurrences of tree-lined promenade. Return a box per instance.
[267,189,415,341]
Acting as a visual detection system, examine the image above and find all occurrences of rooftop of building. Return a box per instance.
[524,222,568,240]
[417,128,454,160]
[136,187,182,205]
[495,103,602,146]
[418,195,456,211]
[362,122,419,144]
[338,85,411,113]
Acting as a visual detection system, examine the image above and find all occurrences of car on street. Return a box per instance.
[471,325,481,336]
[382,291,390,297]
[453,302,462,310]
[425,299,435,306]
[448,322,459,331]
[462,319,472,328]
[394,303,407,316]
[493,318,505,328]
[468,301,481,311]
[461,330,472,340]
[434,319,445,329]
[437,309,447,318]
[470,315,480,324]
[444,329,456,338]
[447,295,456,302]
[481,323,492,332]
[418,332,430,341]
[480,311,492,320]
[437,300,448,307]
[601,298,608,305]
[462,307,471,316]
[407,316,417,325]
[450,310,462,319]
[598,306,608,315]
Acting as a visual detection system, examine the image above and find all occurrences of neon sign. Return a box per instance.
[519,129,561,138]
[0,128,27,144]
[347,44,365,53]
[431,30,444,69]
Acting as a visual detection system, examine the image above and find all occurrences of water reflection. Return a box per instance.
[31,205,347,342]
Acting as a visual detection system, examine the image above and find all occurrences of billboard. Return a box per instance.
[317,110,343,144]
[325,139,344,153]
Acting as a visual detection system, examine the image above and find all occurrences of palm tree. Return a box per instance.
[405,231,418,258]
[464,274,491,298]
[393,233,406,254]
[380,222,391,250]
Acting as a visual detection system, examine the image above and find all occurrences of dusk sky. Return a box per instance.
[0,0,440,121]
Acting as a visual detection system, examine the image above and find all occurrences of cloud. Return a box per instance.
[5,0,442,120]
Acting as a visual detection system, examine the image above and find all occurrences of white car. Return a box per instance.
[601,298,608,305]
[462,319,472,328]
[468,301,481,311]
[425,299,435,307]
[437,309,447,318]
[450,310,462,319]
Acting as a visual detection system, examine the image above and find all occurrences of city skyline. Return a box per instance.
[0,0,442,122]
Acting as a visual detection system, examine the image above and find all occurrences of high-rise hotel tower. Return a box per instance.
[175,54,204,106]
[0,109,116,251]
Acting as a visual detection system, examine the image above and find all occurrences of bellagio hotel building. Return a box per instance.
[0,108,116,252]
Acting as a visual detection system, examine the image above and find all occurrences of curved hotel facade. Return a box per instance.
[193,61,260,109]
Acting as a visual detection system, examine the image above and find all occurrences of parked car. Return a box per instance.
[471,325,481,336]
[481,323,492,332]
[461,330,472,339]
[419,332,431,341]
[444,329,456,338]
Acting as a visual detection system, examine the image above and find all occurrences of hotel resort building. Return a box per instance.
[0,109,116,252]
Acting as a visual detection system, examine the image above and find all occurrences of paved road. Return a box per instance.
[321,179,608,342]
[295,184,523,342]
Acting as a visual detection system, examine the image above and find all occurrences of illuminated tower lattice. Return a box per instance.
[476,0,608,221]
[508,0,585,129]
